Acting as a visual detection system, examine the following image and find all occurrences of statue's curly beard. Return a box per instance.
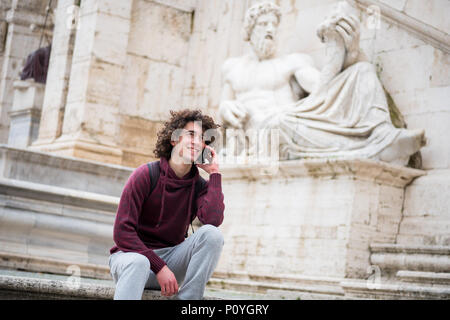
[251,37,276,60]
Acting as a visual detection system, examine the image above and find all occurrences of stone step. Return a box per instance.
[0,269,221,300]
[213,271,343,288]
[340,279,450,300]
[370,244,450,255]
[0,252,345,300]
[0,145,131,198]
[208,275,346,300]
[0,251,112,280]
[370,244,450,273]
[396,270,450,285]
[0,270,152,300]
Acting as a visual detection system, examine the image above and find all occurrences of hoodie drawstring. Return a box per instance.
[186,178,195,228]
[156,168,168,227]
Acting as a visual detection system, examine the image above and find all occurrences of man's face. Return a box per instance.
[250,12,279,59]
[171,121,205,164]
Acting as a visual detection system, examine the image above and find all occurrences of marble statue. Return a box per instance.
[218,1,426,166]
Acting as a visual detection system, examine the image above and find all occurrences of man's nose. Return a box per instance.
[192,135,203,144]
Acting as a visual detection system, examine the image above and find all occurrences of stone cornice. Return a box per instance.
[0,144,131,176]
[0,177,119,213]
[150,0,196,13]
[218,158,426,188]
[352,0,450,53]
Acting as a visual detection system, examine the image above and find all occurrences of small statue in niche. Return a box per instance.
[20,44,51,84]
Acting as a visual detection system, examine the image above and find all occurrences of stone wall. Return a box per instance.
[355,0,449,246]
[0,0,55,143]
[117,0,194,167]
[215,159,425,279]
[178,0,450,246]
[2,0,449,247]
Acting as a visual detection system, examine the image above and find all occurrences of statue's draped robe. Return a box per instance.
[262,62,401,160]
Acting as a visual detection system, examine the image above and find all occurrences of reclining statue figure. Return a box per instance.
[218,1,426,166]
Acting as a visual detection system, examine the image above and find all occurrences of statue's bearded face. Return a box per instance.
[250,12,279,60]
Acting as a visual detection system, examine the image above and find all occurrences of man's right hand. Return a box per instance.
[156,265,179,297]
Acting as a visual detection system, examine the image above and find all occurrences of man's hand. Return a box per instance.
[196,145,220,175]
[156,265,178,297]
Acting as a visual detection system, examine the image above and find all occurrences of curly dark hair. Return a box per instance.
[153,108,221,160]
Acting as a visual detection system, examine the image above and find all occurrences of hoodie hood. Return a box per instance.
[156,156,199,226]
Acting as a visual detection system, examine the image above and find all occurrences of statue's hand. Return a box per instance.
[219,100,248,129]
[317,17,340,43]
[334,14,361,67]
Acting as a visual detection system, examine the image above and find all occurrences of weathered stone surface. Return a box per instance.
[215,158,425,279]
[0,145,130,265]
[370,244,450,274]
[396,270,450,286]
[8,80,44,148]
[0,268,221,300]
[340,279,450,299]
[0,0,448,301]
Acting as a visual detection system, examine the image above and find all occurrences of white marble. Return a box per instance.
[215,158,425,278]
[8,80,44,148]
[218,1,426,166]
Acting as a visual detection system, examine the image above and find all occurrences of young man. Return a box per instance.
[109,109,225,300]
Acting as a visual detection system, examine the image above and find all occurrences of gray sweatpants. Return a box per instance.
[108,224,224,300]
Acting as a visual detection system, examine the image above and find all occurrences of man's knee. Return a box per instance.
[197,224,224,249]
[120,252,151,273]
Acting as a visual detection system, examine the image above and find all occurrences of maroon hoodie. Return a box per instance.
[110,156,225,274]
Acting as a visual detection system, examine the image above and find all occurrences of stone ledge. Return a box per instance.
[0,177,119,213]
[0,251,112,280]
[354,0,450,53]
[1,144,130,176]
[208,277,345,298]
[220,158,425,188]
[0,178,119,212]
[370,244,450,273]
[370,244,450,255]
[370,253,450,273]
[212,270,343,288]
[0,271,220,300]
[0,145,131,197]
[396,270,450,285]
[0,273,161,300]
[340,279,450,299]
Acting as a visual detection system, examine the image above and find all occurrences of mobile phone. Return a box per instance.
[202,147,213,164]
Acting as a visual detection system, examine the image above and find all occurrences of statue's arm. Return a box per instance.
[315,12,357,90]
[288,53,320,95]
[333,14,365,70]
[318,32,346,88]
[294,66,321,94]
[315,11,367,89]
